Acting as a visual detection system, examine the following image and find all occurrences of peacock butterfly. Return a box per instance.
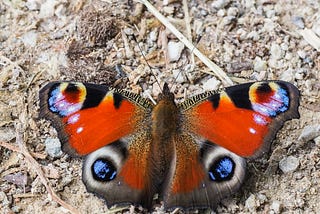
[39,80,299,210]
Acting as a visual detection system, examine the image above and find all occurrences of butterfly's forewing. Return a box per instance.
[180,81,300,158]
[39,82,153,156]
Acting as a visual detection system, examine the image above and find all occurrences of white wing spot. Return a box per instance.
[76,127,84,133]
[249,127,256,134]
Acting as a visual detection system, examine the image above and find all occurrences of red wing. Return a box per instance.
[180,81,300,158]
[82,132,156,208]
[163,134,246,209]
[39,82,153,156]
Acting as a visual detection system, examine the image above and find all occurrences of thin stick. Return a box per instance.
[15,124,80,214]
[0,141,47,160]
[139,0,233,86]
[182,0,194,65]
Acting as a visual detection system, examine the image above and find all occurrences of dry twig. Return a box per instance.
[139,0,233,86]
[182,0,195,65]
[0,141,47,160]
[15,124,80,214]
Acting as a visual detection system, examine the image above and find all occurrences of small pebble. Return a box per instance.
[298,124,320,142]
[279,156,299,173]
[123,28,134,35]
[266,10,276,18]
[39,0,57,18]
[26,0,41,11]
[227,7,238,17]
[270,200,282,214]
[217,9,226,17]
[45,138,63,158]
[167,41,184,62]
[245,194,258,212]
[270,43,283,60]
[163,6,174,14]
[21,30,38,47]
[149,30,158,42]
[253,57,267,72]
[202,77,221,91]
[247,31,260,41]
[263,19,276,32]
[292,16,305,29]
[0,192,11,206]
[279,69,294,82]
[297,50,306,59]
[211,0,231,9]
[294,69,306,80]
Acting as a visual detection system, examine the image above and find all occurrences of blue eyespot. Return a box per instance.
[92,158,117,182]
[209,156,235,182]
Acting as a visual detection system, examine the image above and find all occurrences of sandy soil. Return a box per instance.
[0,0,319,213]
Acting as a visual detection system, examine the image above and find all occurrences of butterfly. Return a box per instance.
[39,80,299,210]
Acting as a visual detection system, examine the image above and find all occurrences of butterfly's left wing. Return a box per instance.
[39,82,159,207]
[180,80,300,158]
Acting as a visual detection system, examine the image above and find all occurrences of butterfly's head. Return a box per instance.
[157,83,175,103]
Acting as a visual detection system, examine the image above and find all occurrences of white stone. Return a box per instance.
[279,69,294,82]
[270,200,282,213]
[211,0,231,9]
[227,7,238,17]
[26,0,41,11]
[270,43,283,60]
[149,30,158,42]
[254,57,267,72]
[167,41,184,62]
[202,77,221,91]
[39,0,58,18]
[45,138,63,158]
[279,156,299,173]
[245,194,258,212]
[21,30,38,47]
[298,125,320,142]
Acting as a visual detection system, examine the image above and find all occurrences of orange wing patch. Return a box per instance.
[190,102,271,156]
[119,136,151,190]
[63,97,140,155]
[39,82,150,156]
[170,134,205,194]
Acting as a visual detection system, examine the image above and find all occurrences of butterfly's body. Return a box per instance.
[39,80,299,210]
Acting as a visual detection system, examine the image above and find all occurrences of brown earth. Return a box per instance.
[0,0,319,213]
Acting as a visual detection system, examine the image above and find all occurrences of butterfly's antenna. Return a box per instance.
[131,33,162,92]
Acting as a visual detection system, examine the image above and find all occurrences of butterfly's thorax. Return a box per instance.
[151,99,179,141]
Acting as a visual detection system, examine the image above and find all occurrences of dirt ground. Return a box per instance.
[0,0,319,213]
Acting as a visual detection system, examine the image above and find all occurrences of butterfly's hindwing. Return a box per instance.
[162,134,246,209]
[82,132,156,208]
